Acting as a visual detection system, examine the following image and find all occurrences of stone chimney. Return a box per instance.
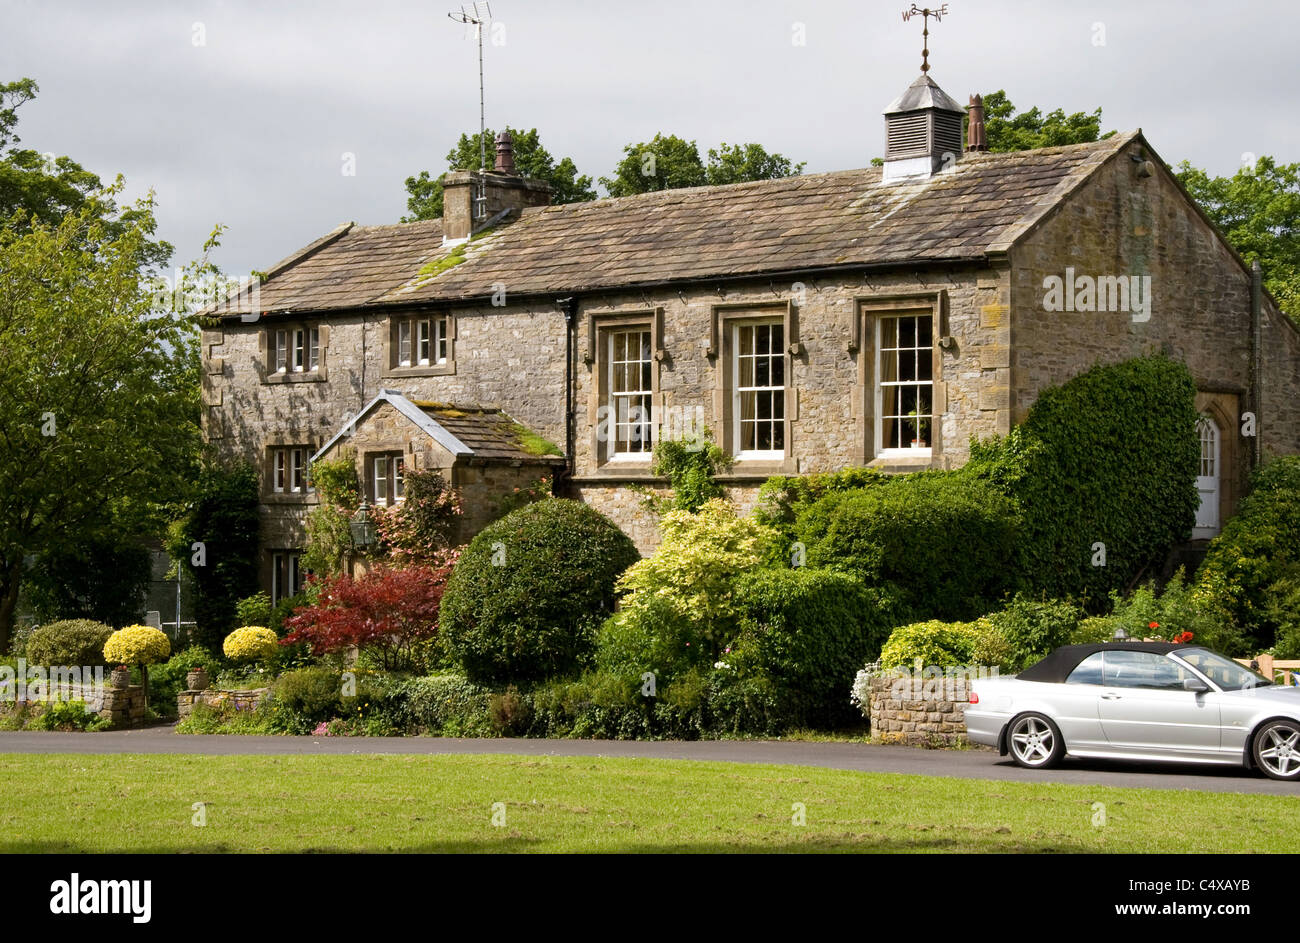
[441,134,551,243]
[494,130,516,174]
[882,74,965,182]
[966,94,988,153]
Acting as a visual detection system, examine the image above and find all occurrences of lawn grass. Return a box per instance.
[0,752,1290,853]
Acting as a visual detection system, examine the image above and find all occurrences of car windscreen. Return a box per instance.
[1174,648,1271,691]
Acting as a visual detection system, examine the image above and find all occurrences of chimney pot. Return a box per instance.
[494,131,516,175]
[966,94,988,153]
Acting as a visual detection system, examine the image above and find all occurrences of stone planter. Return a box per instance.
[186,668,210,691]
[110,667,131,688]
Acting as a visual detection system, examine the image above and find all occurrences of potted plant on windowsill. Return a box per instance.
[906,410,929,449]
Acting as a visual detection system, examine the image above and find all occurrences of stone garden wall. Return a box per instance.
[867,675,971,747]
[177,688,271,720]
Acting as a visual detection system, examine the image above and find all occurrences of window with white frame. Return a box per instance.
[733,321,785,457]
[609,329,653,457]
[270,447,313,494]
[370,452,405,506]
[271,326,320,374]
[876,313,933,452]
[396,316,449,368]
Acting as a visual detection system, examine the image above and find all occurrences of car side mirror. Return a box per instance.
[1184,677,1210,693]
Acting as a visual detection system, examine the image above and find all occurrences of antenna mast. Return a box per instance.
[448,2,493,219]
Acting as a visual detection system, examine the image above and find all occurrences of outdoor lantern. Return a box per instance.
[350,501,377,548]
[1112,627,1130,642]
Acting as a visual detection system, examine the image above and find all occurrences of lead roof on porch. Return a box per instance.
[223,132,1137,316]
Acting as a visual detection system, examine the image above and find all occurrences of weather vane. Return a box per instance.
[901,4,948,74]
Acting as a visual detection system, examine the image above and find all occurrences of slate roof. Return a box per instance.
[312,389,564,465]
[228,132,1138,317]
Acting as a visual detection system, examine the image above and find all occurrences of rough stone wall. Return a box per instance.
[1010,137,1300,476]
[867,675,970,747]
[451,460,564,544]
[177,687,270,720]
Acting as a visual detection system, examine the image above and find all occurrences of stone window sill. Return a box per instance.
[382,363,457,379]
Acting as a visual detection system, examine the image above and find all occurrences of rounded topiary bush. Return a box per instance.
[801,473,1020,621]
[103,625,171,668]
[440,498,640,685]
[25,619,114,667]
[222,626,279,663]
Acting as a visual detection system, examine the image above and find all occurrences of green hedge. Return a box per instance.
[730,568,899,728]
[440,499,640,685]
[879,620,988,670]
[798,473,1020,621]
[968,355,1200,608]
[24,620,114,667]
[1196,456,1300,651]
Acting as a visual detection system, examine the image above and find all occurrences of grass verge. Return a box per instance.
[0,752,1286,853]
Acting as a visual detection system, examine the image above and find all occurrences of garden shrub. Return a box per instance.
[968,355,1200,609]
[222,626,279,663]
[878,620,986,670]
[729,568,900,728]
[271,666,346,723]
[754,466,890,542]
[604,499,775,681]
[103,624,170,700]
[648,429,732,513]
[981,595,1082,672]
[1195,455,1300,652]
[1078,571,1241,653]
[235,593,273,628]
[440,499,640,685]
[25,619,113,667]
[392,671,488,738]
[147,646,215,716]
[29,699,97,732]
[799,473,1020,621]
[283,565,451,671]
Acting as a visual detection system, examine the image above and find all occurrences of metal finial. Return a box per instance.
[901,4,948,74]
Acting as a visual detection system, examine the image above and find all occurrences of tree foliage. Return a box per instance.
[166,463,260,648]
[600,134,804,197]
[403,126,596,221]
[1,78,171,270]
[1175,156,1300,323]
[976,89,1115,152]
[0,186,200,649]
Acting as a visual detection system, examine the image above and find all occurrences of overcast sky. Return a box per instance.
[3,0,1297,276]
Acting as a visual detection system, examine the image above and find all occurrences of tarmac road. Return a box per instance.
[0,727,1295,795]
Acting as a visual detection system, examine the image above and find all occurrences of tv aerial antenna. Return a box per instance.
[448,2,493,218]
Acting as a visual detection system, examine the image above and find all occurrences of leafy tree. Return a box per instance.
[0,190,200,651]
[1175,157,1300,323]
[705,142,805,186]
[600,134,706,196]
[22,529,151,627]
[403,126,596,221]
[166,463,260,648]
[976,90,1115,152]
[302,453,360,577]
[282,565,452,671]
[1,78,171,270]
[600,135,804,196]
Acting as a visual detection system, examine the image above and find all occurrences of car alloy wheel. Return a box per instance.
[1254,720,1300,781]
[1008,713,1064,769]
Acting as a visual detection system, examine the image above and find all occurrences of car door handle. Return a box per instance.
[1101,693,1123,700]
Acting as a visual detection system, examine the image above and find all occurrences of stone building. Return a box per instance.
[203,72,1300,596]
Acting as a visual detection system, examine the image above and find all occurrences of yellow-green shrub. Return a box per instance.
[103,625,171,666]
[222,626,279,663]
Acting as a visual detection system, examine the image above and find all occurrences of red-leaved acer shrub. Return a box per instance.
[281,563,453,670]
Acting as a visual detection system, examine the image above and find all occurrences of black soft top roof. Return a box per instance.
[1017,642,1197,683]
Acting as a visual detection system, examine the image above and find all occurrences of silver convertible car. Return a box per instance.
[966,642,1300,781]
